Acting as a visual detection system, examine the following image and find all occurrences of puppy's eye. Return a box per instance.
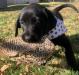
[31,17,39,24]
[20,21,24,24]
[31,17,37,23]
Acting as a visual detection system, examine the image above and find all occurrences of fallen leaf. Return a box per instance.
[25,64,30,72]
[0,64,11,72]
[0,70,3,75]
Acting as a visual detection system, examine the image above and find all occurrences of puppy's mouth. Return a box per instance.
[22,35,46,43]
[22,38,44,43]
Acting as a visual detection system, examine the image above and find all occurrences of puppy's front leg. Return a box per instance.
[50,34,78,70]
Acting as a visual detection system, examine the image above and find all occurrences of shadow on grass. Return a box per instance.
[0,5,26,11]
[0,4,51,11]
[0,34,79,69]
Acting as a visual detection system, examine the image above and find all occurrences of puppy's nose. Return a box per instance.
[25,33,31,39]
[22,33,31,42]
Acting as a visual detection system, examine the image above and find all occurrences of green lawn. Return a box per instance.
[0,2,79,75]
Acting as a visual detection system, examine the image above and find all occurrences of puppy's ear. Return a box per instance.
[44,8,57,29]
[15,16,21,37]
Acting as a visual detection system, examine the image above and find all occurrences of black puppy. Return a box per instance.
[15,3,79,70]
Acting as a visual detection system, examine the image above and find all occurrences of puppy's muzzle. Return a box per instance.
[22,33,46,43]
[22,32,31,42]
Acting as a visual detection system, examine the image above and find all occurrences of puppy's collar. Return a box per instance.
[48,17,67,39]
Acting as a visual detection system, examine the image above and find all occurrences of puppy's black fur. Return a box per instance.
[15,3,79,70]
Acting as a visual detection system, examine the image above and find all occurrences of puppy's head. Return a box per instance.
[15,4,56,43]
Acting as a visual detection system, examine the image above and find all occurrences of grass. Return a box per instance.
[0,2,79,75]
